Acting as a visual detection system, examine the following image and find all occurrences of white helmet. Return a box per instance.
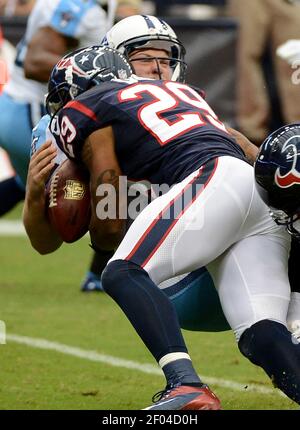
[101,15,187,82]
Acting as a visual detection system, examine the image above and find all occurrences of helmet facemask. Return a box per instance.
[268,205,300,239]
[123,38,186,82]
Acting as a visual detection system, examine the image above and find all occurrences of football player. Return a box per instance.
[83,14,255,294]
[31,14,254,326]
[28,13,188,292]
[255,123,300,341]
[24,46,300,409]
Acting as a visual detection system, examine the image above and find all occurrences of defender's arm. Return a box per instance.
[23,140,63,254]
[82,126,126,251]
[227,126,259,165]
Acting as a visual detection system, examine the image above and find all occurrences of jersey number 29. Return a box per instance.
[118,81,227,145]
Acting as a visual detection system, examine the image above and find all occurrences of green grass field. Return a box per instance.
[0,204,298,410]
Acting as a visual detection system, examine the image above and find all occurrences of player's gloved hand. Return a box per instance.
[276,39,300,65]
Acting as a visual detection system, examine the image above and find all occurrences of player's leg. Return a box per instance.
[81,192,143,292]
[161,268,230,332]
[82,251,230,331]
[102,259,220,410]
[102,157,261,409]
[0,146,25,214]
[80,250,112,292]
[102,158,237,356]
[208,233,300,404]
[287,237,300,339]
[0,93,39,185]
[102,158,242,409]
[0,175,25,215]
[0,94,44,216]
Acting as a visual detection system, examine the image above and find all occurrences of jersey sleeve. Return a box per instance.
[45,0,104,40]
[55,88,116,161]
[31,114,51,156]
[32,114,67,166]
[55,102,100,161]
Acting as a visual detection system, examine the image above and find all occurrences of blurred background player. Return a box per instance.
[227,0,300,146]
[0,24,16,202]
[0,0,35,17]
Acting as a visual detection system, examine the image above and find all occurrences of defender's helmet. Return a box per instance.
[45,45,133,117]
[101,15,187,82]
[254,123,300,239]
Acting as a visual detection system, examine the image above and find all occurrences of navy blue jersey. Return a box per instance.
[54,78,247,185]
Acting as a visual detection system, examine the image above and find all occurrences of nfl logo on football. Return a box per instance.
[63,180,86,200]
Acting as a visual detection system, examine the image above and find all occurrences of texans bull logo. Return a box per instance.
[56,57,86,78]
[274,135,300,188]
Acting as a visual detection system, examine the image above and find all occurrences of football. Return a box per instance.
[46,159,91,243]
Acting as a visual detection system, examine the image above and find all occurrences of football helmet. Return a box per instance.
[101,15,187,82]
[45,45,133,117]
[254,123,300,239]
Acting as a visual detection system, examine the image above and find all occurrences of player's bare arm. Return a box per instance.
[82,126,126,251]
[23,140,63,254]
[227,126,259,165]
[24,26,78,82]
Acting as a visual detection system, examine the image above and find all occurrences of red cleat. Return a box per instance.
[143,383,221,410]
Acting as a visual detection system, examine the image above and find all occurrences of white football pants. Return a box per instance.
[110,156,291,340]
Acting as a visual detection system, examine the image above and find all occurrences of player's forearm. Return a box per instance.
[24,50,66,82]
[24,27,78,82]
[89,214,125,251]
[23,140,62,254]
[83,127,126,250]
[23,195,63,254]
[227,127,259,165]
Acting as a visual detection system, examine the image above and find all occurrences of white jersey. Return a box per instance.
[31,114,67,166]
[5,0,113,103]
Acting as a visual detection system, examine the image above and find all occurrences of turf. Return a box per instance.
[0,207,298,410]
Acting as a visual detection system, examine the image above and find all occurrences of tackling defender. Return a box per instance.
[24,46,300,409]
[31,15,257,324]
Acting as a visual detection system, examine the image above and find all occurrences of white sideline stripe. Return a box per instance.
[0,220,26,236]
[7,333,283,397]
[0,221,89,238]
